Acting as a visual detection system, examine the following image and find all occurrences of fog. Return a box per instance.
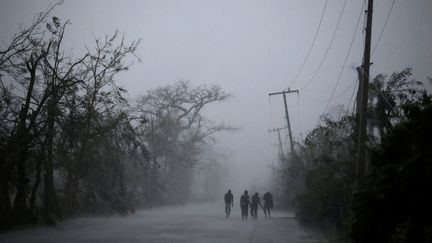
[1,0,432,241]
[1,0,431,189]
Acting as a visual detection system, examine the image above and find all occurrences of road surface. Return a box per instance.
[0,202,320,242]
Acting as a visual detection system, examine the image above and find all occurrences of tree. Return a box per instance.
[0,4,146,227]
[369,68,425,139]
[352,92,432,242]
[136,80,234,204]
[56,30,141,215]
[294,111,356,230]
[270,69,432,241]
[0,4,63,223]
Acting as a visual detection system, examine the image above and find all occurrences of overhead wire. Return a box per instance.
[362,67,395,110]
[303,78,357,103]
[350,1,395,114]
[299,0,348,91]
[372,0,395,56]
[346,76,395,117]
[288,0,329,88]
[321,0,366,116]
[368,0,396,110]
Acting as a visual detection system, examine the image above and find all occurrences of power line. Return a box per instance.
[361,67,395,110]
[371,81,394,110]
[372,0,395,56]
[321,0,366,116]
[299,0,348,91]
[336,78,357,100]
[288,0,329,88]
[303,78,357,103]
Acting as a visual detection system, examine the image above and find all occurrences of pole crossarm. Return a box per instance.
[268,127,287,133]
[268,88,299,97]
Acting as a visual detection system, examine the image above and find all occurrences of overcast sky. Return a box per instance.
[1,0,431,190]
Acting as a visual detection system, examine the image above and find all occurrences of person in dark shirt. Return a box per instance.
[250,192,263,220]
[240,190,251,220]
[263,192,274,218]
[224,190,234,217]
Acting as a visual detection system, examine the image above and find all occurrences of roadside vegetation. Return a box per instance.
[272,68,432,242]
[0,4,232,229]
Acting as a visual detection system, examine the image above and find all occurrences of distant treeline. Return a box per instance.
[272,69,432,242]
[0,5,231,229]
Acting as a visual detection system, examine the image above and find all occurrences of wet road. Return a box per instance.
[0,202,320,242]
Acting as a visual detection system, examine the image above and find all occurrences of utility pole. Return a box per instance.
[269,88,299,156]
[356,0,373,179]
[268,127,287,158]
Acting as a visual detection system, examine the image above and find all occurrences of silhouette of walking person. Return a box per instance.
[224,190,234,218]
[250,192,263,220]
[263,191,273,218]
[240,190,251,220]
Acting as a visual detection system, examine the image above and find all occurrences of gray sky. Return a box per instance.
[1,0,432,189]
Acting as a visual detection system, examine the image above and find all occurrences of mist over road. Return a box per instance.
[0,202,319,242]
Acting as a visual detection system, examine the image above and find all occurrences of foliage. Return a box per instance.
[0,6,146,227]
[369,68,426,139]
[351,93,432,242]
[294,112,356,232]
[0,5,232,229]
[135,80,234,204]
[271,69,432,241]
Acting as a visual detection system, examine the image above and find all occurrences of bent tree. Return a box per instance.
[136,81,235,204]
[0,5,143,226]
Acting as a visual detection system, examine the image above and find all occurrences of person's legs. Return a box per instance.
[264,205,271,218]
[252,207,257,219]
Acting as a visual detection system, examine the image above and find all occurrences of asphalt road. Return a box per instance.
[0,202,320,242]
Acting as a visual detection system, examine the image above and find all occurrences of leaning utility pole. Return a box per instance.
[269,88,299,156]
[269,127,287,158]
[356,0,373,179]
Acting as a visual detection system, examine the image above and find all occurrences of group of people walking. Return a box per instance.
[224,190,273,220]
